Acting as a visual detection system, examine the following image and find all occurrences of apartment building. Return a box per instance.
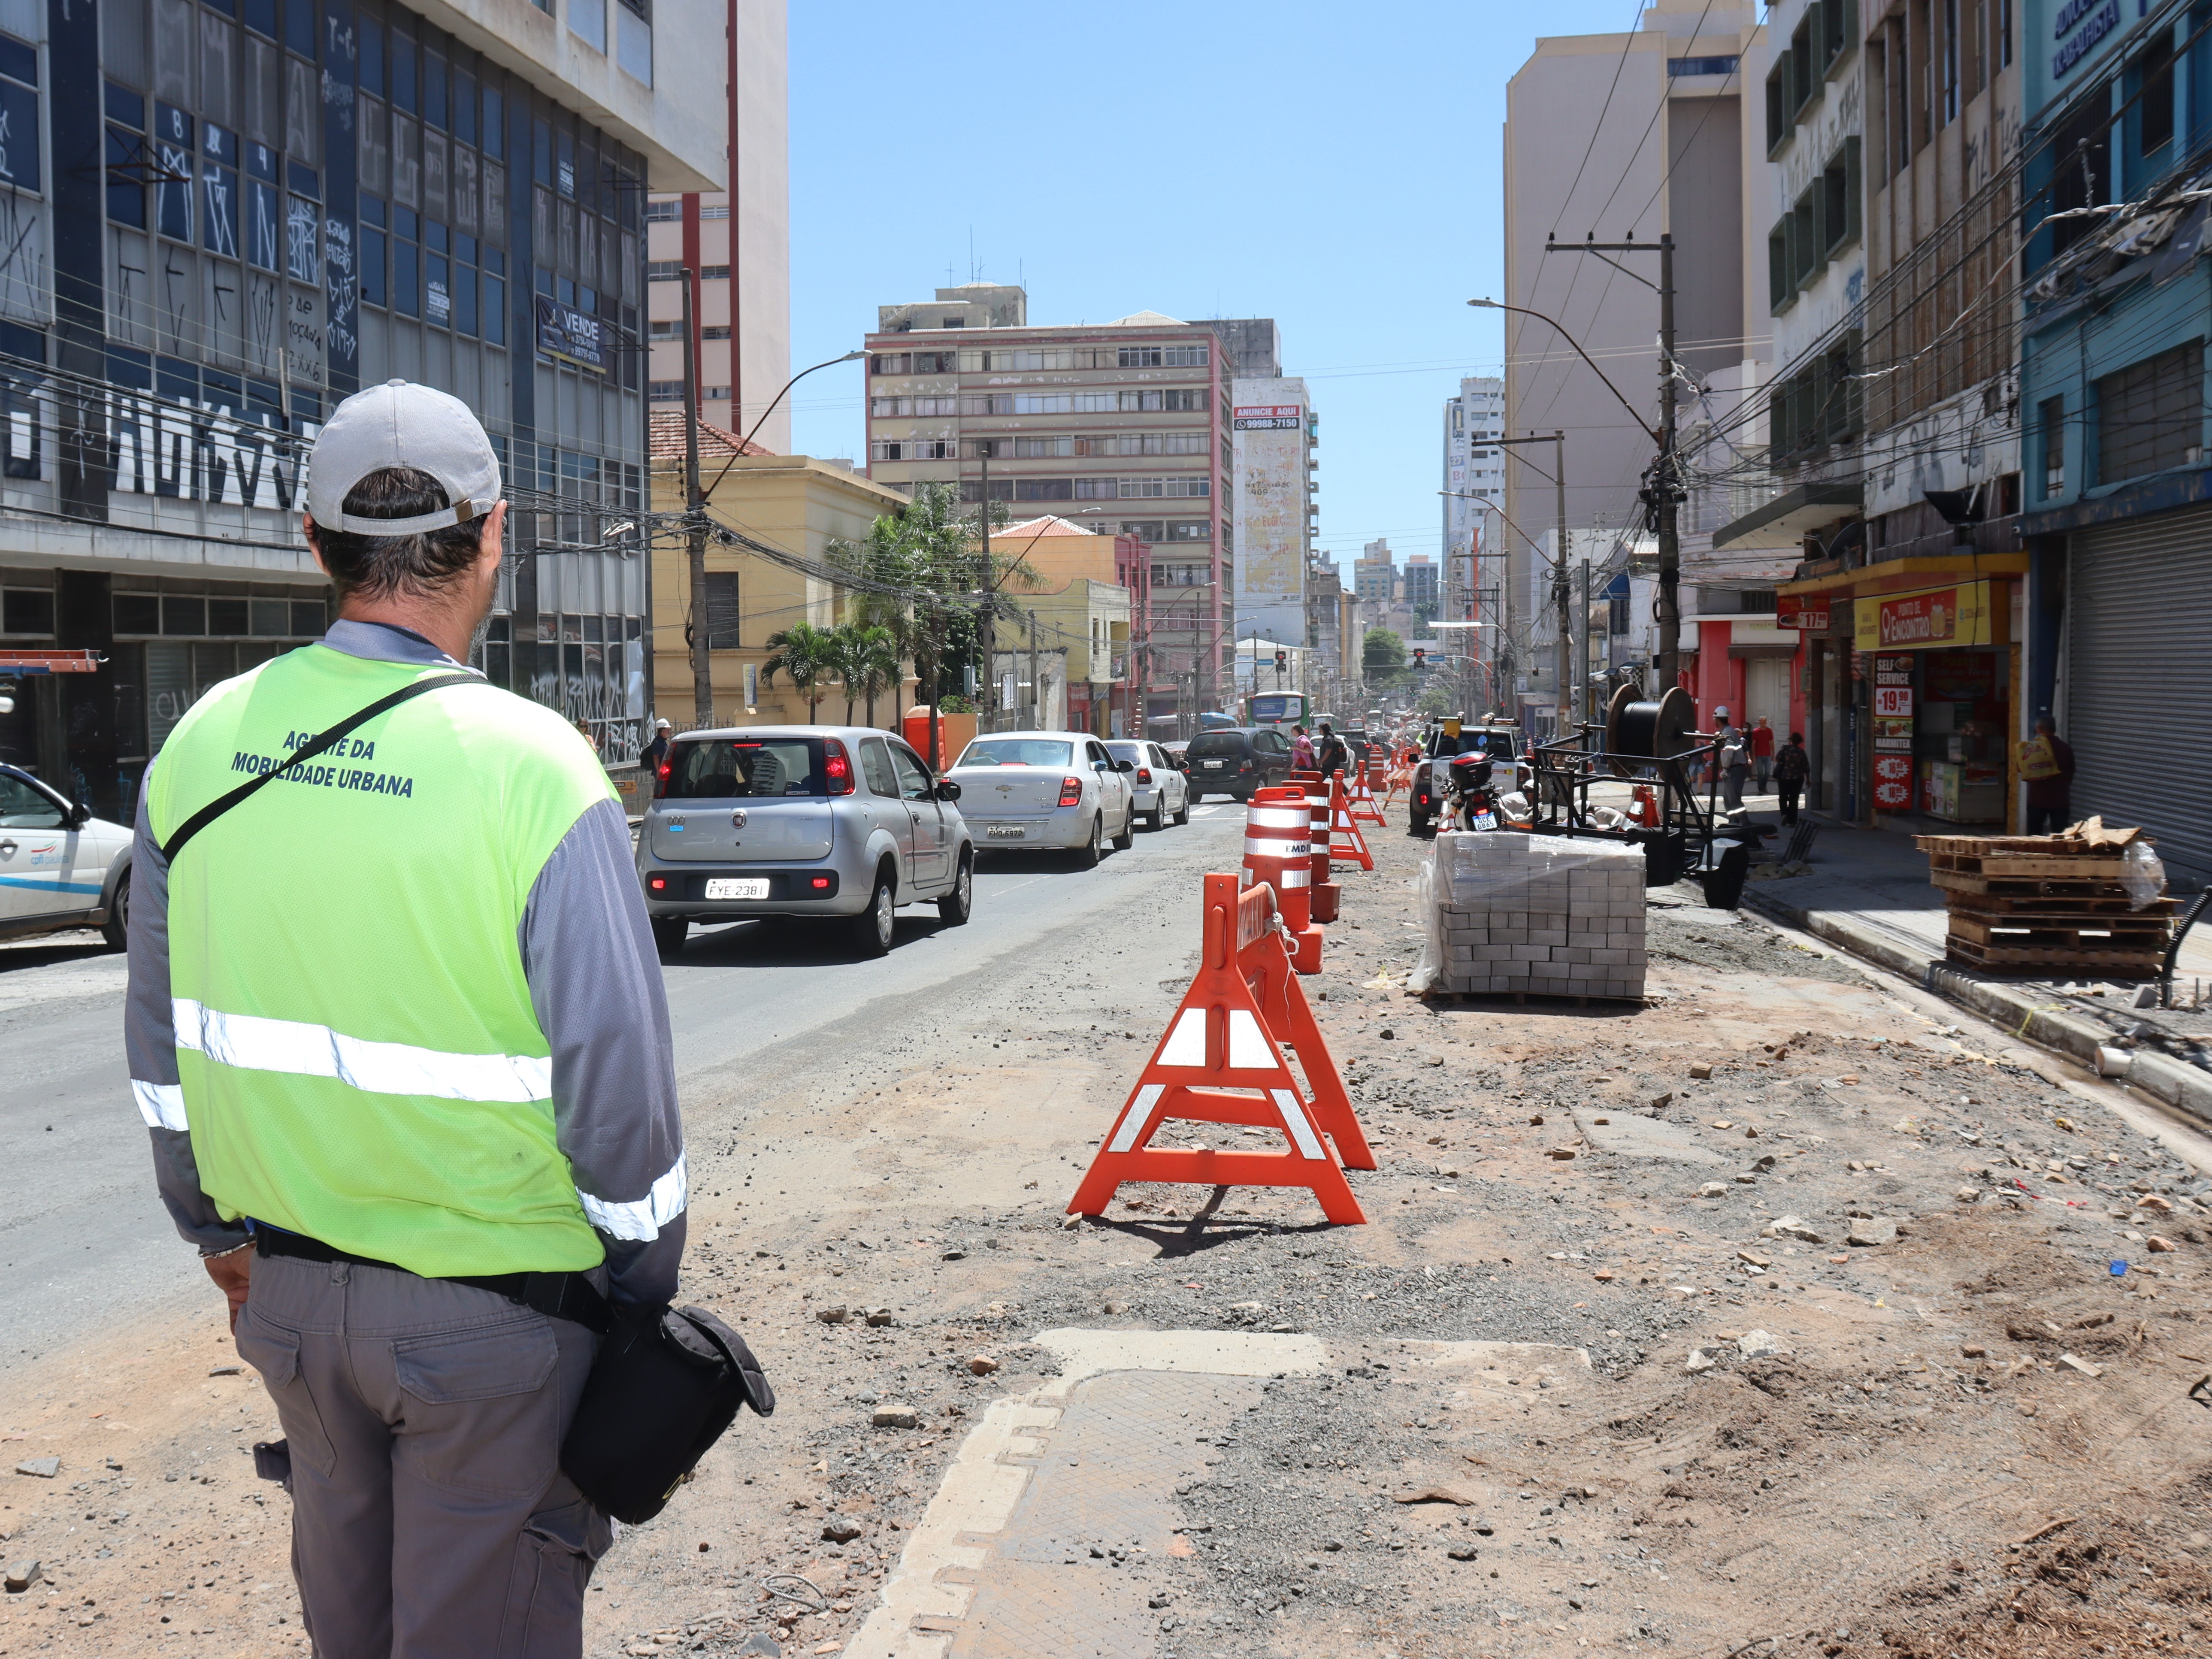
[1353,539,1395,606]
[1761,0,2024,827]
[0,0,723,817]
[1403,553,1438,614]
[642,0,789,452]
[861,285,1233,730]
[1504,3,1769,725]
[1442,376,1503,628]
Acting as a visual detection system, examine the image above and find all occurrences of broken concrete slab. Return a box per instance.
[1568,1104,1725,1166]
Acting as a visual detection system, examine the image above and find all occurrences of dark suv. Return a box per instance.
[1184,727,1293,801]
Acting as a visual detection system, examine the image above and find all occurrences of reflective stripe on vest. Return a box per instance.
[579,1153,690,1241]
[173,997,555,1103]
[133,1079,188,1131]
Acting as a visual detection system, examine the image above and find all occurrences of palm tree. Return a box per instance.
[761,621,837,721]
[847,624,903,728]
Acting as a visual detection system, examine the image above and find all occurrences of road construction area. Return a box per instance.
[7,808,2212,1659]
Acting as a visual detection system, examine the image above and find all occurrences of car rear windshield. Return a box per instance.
[1105,742,1145,763]
[956,739,1074,767]
[1187,733,1247,758]
[666,738,827,799]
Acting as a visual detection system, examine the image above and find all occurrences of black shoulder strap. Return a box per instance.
[160,671,487,864]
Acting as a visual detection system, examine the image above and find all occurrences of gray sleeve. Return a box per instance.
[124,778,252,1256]
[520,796,686,1306]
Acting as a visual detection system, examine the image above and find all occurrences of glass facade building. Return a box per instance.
[0,0,679,821]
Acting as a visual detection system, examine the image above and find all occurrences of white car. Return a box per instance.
[0,763,133,948]
[950,732,1138,865]
[1106,739,1189,831]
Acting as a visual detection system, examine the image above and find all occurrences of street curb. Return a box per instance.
[1742,883,2212,1132]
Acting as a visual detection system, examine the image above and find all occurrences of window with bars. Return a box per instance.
[704,572,740,648]
[2096,340,2204,484]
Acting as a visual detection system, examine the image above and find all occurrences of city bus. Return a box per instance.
[1242,691,1311,733]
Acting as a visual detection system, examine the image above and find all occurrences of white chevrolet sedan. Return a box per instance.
[949,732,1138,866]
[0,763,133,948]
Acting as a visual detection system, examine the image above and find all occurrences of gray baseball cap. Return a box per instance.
[307,378,502,536]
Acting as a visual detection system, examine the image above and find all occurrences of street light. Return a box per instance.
[1466,298,1653,440]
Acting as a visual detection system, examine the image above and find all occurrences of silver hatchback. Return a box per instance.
[637,725,974,958]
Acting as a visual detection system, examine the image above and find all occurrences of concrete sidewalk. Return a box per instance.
[1730,799,2212,1128]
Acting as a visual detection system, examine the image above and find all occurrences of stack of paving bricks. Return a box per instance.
[1429,832,1647,1001]
[1917,826,2173,978]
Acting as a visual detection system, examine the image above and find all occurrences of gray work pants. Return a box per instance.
[235,1250,609,1659]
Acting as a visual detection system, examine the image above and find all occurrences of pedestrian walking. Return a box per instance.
[1750,717,1775,793]
[1714,708,1749,809]
[1290,725,1315,771]
[1316,722,1348,780]
[126,381,686,1656]
[1774,731,1810,826]
[642,716,673,776]
[2020,714,2077,835]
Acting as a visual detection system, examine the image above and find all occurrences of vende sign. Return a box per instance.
[1777,593,1829,630]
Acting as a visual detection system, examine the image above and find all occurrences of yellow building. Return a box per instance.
[980,517,1133,735]
[649,414,914,729]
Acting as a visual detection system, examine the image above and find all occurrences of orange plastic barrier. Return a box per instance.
[1328,771,1374,871]
[1351,757,1386,826]
[1067,873,1372,1223]
[1241,787,1322,974]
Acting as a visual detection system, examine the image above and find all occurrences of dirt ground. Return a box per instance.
[8,817,2212,1659]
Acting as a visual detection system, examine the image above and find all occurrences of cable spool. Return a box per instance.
[1607,686,1695,761]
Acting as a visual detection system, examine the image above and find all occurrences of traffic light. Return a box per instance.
[1413,647,1427,672]
[1274,650,1287,670]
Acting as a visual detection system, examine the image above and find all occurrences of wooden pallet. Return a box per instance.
[1947,914,2169,949]
[1915,834,2099,857]
[1945,890,2176,918]
[1931,869,2135,899]
[1927,851,2129,878]
[1944,936,2162,974]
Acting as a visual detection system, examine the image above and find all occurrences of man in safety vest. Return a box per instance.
[124,380,684,1654]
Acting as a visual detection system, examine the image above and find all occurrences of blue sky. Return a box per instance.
[786,0,1643,577]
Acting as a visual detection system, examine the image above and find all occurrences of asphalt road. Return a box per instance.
[0,801,1247,1376]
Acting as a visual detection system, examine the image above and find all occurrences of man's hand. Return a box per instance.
[204,1249,252,1334]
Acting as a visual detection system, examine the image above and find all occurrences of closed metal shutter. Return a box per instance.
[2068,506,2212,879]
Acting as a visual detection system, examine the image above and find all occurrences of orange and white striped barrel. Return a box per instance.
[1241,786,1322,972]
[1295,773,1341,922]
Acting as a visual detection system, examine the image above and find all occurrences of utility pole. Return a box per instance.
[681,267,711,728]
[1027,608,1039,729]
[1551,429,1569,735]
[1655,233,1680,694]
[1529,231,1680,689]
[1579,560,1592,727]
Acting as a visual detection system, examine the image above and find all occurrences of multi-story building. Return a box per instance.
[1765,0,2024,830]
[642,0,788,451]
[1441,375,1503,632]
[1403,553,1438,614]
[1225,369,1312,651]
[1504,3,1769,727]
[2012,0,2212,875]
[861,285,1233,733]
[1353,539,1395,607]
[0,0,726,818]
[1688,0,1871,751]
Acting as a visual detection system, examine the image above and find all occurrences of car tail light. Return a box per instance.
[654,758,672,798]
[809,875,832,890]
[1136,767,1153,784]
[824,739,853,795]
[1058,775,1083,807]
[648,875,667,891]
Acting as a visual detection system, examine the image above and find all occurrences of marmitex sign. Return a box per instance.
[1233,405,1303,431]
[1777,593,1830,630]
[1853,580,1994,651]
